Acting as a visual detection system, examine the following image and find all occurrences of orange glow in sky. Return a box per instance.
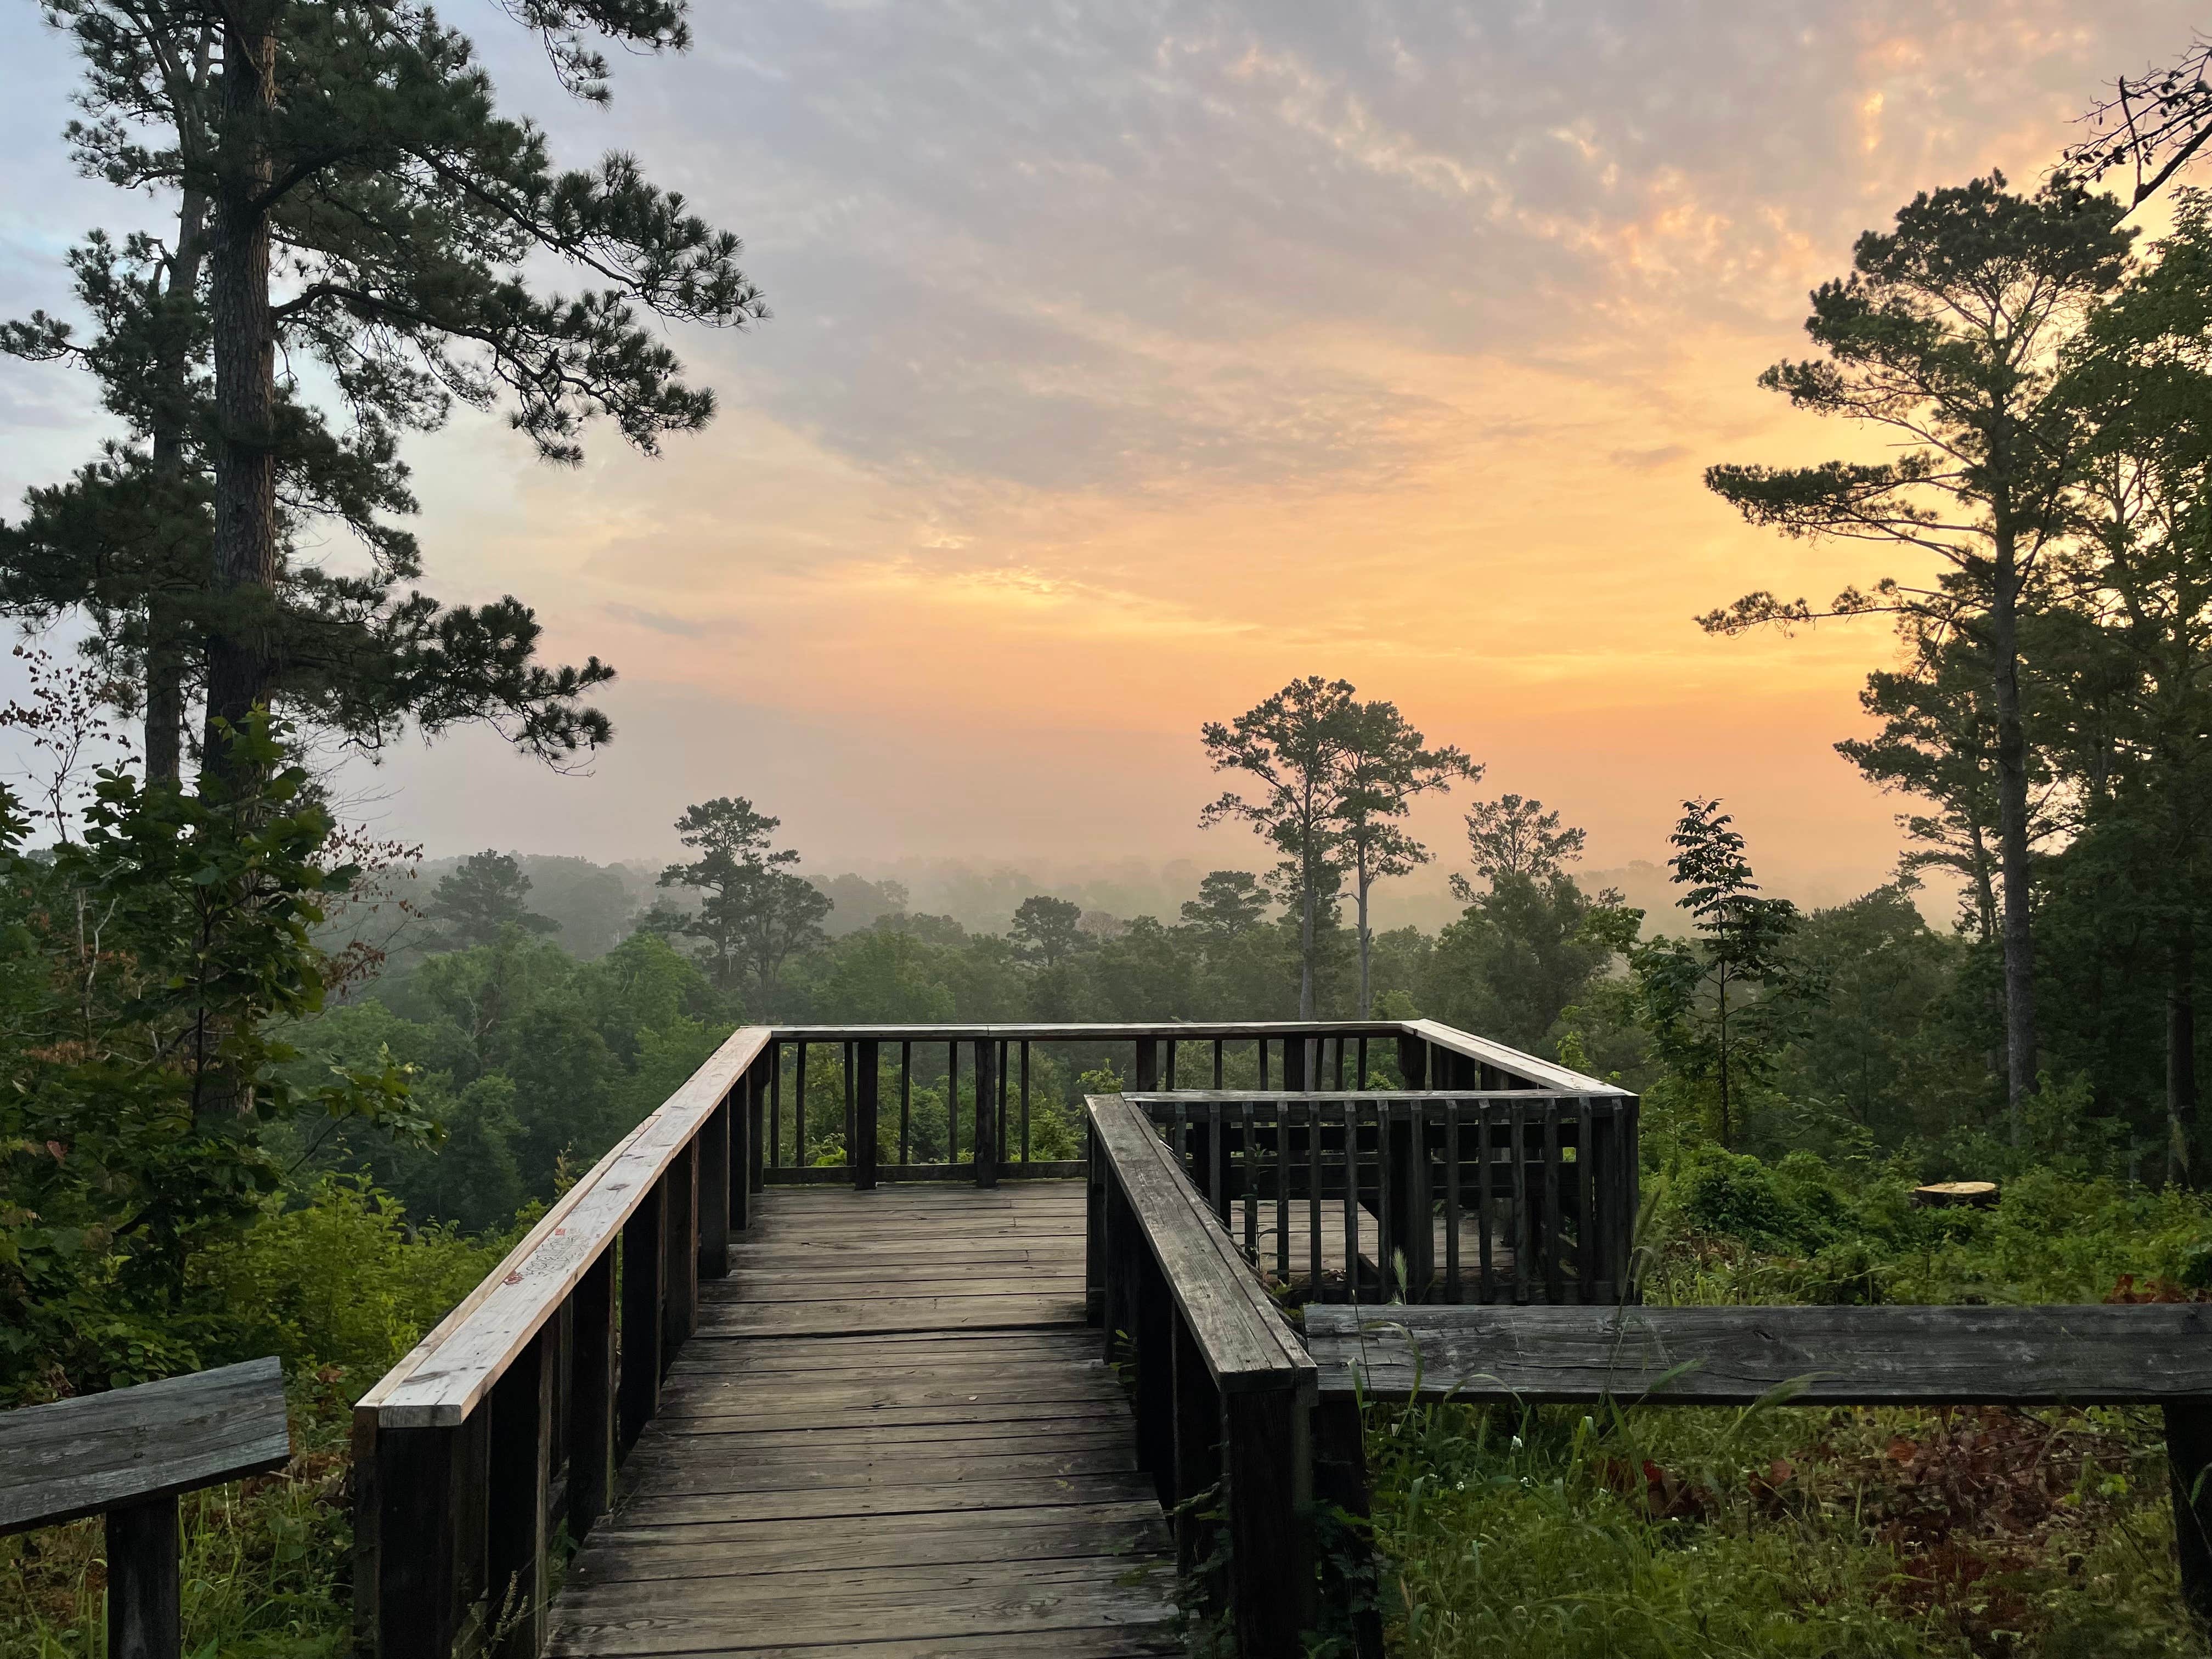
[0,3,2198,908]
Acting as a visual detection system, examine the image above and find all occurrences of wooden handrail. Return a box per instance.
[1307,1301,2212,1631]
[1091,1095,1314,1392]
[1307,1302,2212,1406]
[363,1026,773,1429]
[1090,1093,1317,1655]
[1,1357,290,1659]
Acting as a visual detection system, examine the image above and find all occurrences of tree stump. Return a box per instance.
[1912,1181,1999,1209]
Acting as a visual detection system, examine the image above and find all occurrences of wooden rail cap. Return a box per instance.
[0,1356,290,1535]
[1307,1303,2212,1407]
[1090,1094,1314,1393]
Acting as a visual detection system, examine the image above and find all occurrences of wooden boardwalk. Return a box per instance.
[546,1182,1181,1657]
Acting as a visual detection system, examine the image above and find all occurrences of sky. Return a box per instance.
[0,1,2200,908]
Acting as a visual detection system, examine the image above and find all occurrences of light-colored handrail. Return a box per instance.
[361,1025,772,1428]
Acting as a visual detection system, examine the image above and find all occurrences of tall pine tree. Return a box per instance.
[4,0,766,786]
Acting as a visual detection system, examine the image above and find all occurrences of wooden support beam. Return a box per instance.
[855,1039,880,1190]
[1311,1396,1385,1659]
[2169,1403,2212,1626]
[1171,1314,1221,1576]
[697,1099,730,1279]
[1224,1383,1313,1655]
[370,1424,466,1658]
[567,1250,617,1541]
[617,1181,665,1453]
[661,1144,698,1371]
[972,1039,999,1188]
[105,1496,178,1659]
[486,1327,552,1659]
[1133,1037,1159,1091]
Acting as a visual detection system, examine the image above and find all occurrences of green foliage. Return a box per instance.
[426,850,558,950]
[0,715,433,1398]
[659,797,827,1002]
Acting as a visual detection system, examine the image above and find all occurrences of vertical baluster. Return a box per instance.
[843,1040,856,1164]
[1020,1040,1032,1167]
[1510,1098,1530,1304]
[855,1039,880,1191]
[1207,1099,1226,1223]
[767,1042,781,1174]
[1356,1035,1368,1090]
[1341,1098,1360,1297]
[1241,1099,1257,1260]
[487,1325,553,1659]
[948,1041,960,1166]
[1576,1096,1595,1303]
[1135,1036,1158,1090]
[1165,1038,1177,1091]
[973,1039,998,1188]
[697,1096,731,1278]
[567,1250,616,1541]
[1374,1098,1393,1300]
[793,1043,809,1166]
[1212,1039,1224,1088]
[898,1041,912,1167]
[1274,1096,1290,1285]
[1477,1099,1495,1303]
[997,1040,1011,1166]
[1444,1097,1462,1304]
[1258,1036,1269,1090]
[1543,1106,1565,1303]
[661,1143,697,1368]
[617,1181,665,1452]
[1307,1096,1323,1299]
[1333,1037,1345,1089]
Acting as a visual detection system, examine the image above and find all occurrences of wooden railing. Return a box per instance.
[1091,1092,1320,1655]
[350,1017,1630,1657]
[1308,1301,2212,1628]
[1129,1087,1638,1304]
[2,1358,290,1659]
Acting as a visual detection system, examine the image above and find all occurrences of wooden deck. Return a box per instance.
[545,1181,1181,1657]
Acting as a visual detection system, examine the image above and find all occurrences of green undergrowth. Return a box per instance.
[1,1180,511,1659]
[1365,1155,2212,1658]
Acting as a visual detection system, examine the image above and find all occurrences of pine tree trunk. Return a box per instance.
[1299,864,1316,1020]
[1988,534,2041,1141]
[1356,855,1372,1020]
[204,12,280,786]
[146,160,211,786]
[2171,910,2198,1188]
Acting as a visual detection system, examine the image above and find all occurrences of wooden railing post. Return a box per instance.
[1133,1237,1175,1504]
[855,1039,880,1190]
[1224,1380,1314,1655]
[372,1424,469,1658]
[698,1096,731,1278]
[1396,1031,1427,1090]
[1134,1037,1159,1091]
[106,1496,179,1659]
[1085,1119,1105,1325]
[662,1145,698,1370]
[1311,1395,1385,1659]
[486,1325,553,1659]
[972,1039,999,1188]
[1284,1035,1308,1091]
[617,1179,665,1452]
[1170,1314,1220,1576]
[2169,1403,2212,1624]
[747,1058,768,1200]
[568,1249,617,1541]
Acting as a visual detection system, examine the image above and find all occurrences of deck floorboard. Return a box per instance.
[545,1182,1178,1657]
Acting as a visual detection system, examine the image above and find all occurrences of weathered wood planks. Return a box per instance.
[0,1356,290,1535]
[1307,1302,2212,1406]
[541,1182,1178,1657]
